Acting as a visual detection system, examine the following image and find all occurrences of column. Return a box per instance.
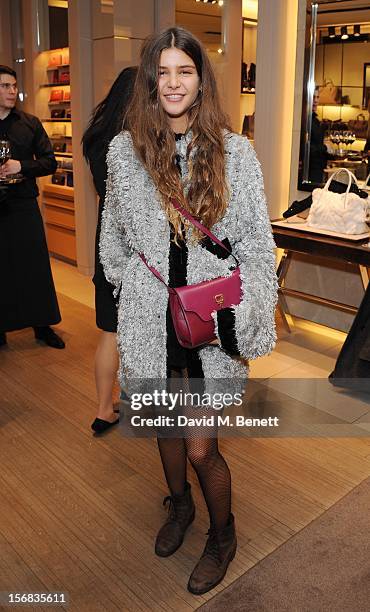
[91,0,156,105]
[254,0,300,219]
[214,0,242,133]
[155,0,175,33]
[68,0,97,275]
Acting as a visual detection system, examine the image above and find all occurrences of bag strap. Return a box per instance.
[170,197,232,255]
[139,253,170,289]
[139,197,238,284]
[324,168,357,194]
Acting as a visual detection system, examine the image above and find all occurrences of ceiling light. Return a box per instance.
[328,26,336,38]
[354,24,361,37]
[218,0,224,5]
[341,26,349,40]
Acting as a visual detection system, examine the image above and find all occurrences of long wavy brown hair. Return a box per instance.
[124,27,231,240]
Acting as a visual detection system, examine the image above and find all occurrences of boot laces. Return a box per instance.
[204,528,221,564]
[163,495,175,515]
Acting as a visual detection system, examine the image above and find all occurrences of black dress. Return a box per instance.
[88,149,118,332]
[0,109,61,332]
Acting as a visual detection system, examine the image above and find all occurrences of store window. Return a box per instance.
[241,0,258,140]
[299,0,370,190]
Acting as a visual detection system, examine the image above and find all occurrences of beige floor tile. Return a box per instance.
[324,343,345,360]
[51,258,94,309]
[274,340,337,373]
[249,351,300,379]
[261,365,370,423]
[270,361,333,379]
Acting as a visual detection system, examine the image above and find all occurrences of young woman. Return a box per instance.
[82,67,137,433]
[100,28,277,594]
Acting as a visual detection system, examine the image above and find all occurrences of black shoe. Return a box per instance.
[283,195,312,219]
[0,332,7,347]
[34,326,65,349]
[91,417,119,434]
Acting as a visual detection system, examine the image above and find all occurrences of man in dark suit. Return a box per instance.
[0,64,64,349]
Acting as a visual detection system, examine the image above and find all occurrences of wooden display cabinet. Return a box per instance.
[34,47,76,264]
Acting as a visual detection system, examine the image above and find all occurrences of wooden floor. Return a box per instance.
[1,294,370,611]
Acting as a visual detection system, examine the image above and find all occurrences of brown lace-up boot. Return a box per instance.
[155,482,195,557]
[187,513,237,595]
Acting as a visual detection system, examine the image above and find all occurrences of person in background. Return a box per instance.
[100,28,277,594]
[0,65,64,349]
[82,67,137,434]
[309,87,328,184]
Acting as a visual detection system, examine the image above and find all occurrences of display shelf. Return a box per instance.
[37,46,75,262]
[46,64,69,70]
[40,82,70,88]
[43,183,74,198]
[318,104,361,108]
[48,101,71,106]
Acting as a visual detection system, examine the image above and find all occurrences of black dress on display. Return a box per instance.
[329,282,370,392]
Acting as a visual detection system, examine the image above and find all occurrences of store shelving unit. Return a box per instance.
[34,47,76,264]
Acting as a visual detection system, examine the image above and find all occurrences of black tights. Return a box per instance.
[157,404,231,531]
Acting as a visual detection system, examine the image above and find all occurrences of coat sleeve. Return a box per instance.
[217,137,278,360]
[20,118,57,178]
[99,136,132,297]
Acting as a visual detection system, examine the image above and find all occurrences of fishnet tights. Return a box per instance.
[157,374,231,531]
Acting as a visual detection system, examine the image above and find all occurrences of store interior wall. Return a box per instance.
[0,0,13,67]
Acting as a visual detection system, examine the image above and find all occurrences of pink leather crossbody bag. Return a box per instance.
[140,198,243,349]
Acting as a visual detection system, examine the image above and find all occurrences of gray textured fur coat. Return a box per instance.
[100,130,277,389]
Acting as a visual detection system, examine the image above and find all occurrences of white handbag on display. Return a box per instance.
[307,169,370,235]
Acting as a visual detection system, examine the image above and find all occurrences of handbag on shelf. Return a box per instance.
[307,169,370,235]
[140,198,243,349]
[52,173,66,185]
[49,89,64,103]
[52,142,66,153]
[51,109,66,119]
[348,113,368,139]
[318,79,342,105]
